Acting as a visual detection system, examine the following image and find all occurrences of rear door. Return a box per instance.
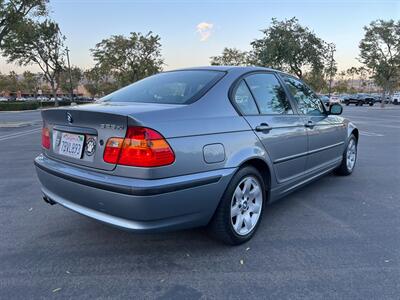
[232,72,308,183]
[281,75,346,172]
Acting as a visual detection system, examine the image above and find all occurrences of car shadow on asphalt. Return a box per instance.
[52,172,339,254]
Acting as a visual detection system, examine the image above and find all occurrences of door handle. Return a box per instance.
[304,120,315,129]
[255,123,272,132]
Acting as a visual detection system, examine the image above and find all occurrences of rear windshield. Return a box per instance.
[100,70,225,104]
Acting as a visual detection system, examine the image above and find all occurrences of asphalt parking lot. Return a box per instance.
[1,105,399,299]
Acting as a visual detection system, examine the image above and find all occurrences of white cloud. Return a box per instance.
[196,22,214,42]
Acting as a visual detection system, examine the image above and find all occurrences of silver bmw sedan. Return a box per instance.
[35,66,358,245]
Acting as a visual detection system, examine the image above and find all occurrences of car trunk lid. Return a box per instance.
[41,102,185,171]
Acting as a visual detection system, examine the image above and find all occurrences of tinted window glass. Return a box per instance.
[101,70,225,104]
[245,73,293,114]
[233,81,259,115]
[283,76,325,115]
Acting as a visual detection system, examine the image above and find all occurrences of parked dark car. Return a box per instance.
[372,94,391,104]
[73,96,95,102]
[344,93,374,106]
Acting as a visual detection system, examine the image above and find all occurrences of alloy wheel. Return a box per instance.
[230,176,263,236]
[346,139,357,171]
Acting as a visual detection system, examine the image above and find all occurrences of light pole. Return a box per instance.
[328,43,336,98]
[65,47,74,101]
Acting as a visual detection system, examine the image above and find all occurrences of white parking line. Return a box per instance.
[359,130,384,137]
[346,119,400,129]
[0,120,42,128]
[351,122,400,130]
[348,115,400,123]
[0,127,41,141]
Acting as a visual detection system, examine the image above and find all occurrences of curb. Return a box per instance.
[0,108,45,113]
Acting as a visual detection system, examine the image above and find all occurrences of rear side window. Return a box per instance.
[245,73,293,115]
[232,81,259,115]
[101,70,225,104]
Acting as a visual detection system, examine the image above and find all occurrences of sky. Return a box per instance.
[0,0,399,74]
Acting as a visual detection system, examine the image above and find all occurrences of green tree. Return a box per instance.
[91,31,164,87]
[0,73,6,91]
[2,20,66,105]
[333,71,350,93]
[303,69,327,93]
[59,66,82,95]
[0,0,48,46]
[210,47,250,66]
[84,66,117,97]
[20,71,41,94]
[39,82,51,95]
[303,45,336,93]
[359,19,400,106]
[0,73,8,92]
[0,71,20,92]
[7,71,20,92]
[356,66,370,92]
[251,17,333,79]
[346,67,358,90]
[337,71,347,81]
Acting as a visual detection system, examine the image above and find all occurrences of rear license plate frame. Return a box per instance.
[58,132,85,159]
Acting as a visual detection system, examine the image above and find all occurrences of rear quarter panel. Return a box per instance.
[115,115,273,180]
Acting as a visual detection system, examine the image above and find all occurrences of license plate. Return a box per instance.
[58,132,85,159]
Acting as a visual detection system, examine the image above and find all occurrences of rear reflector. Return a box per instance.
[103,127,175,167]
[42,127,50,149]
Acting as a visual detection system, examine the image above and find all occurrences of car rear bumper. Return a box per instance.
[34,154,236,232]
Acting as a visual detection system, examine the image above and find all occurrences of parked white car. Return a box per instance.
[391,92,400,105]
[37,96,49,101]
[329,95,342,105]
[0,96,8,102]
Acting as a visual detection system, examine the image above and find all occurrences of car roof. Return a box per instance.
[171,65,292,76]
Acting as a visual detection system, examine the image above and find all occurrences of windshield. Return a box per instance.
[100,70,225,104]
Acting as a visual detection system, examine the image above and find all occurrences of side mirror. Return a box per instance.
[329,103,343,115]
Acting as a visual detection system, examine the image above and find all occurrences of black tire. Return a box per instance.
[208,166,266,245]
[369,102,374,106]
[334,134,357,176]
[345,101,350,106]
[358,101,363,106]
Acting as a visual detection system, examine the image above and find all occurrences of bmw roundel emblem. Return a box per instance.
[66,112,73,123]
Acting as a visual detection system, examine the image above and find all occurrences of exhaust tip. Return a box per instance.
[43,195,57,205]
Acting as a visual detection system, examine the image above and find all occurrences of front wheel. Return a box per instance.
[208,166,266,245]
[369,102,374,106]
[335,134,357,176]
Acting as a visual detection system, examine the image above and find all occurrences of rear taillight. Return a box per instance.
[103,138,124,164]
[103,127,175,167]
[42,127,50,149]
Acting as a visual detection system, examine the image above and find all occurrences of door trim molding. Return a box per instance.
[273,141,344,164]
